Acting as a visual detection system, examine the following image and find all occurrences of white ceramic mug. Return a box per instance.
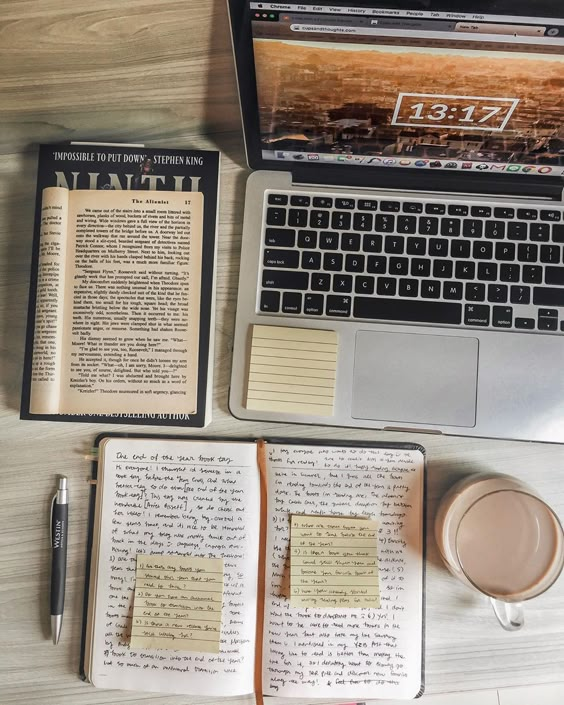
[435,473,564,630]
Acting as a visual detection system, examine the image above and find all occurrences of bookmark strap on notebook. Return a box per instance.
[254,439,268,705]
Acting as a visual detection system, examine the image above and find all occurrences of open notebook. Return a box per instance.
[81,436,426,700]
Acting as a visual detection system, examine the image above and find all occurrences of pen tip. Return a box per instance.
[51,615,62,644]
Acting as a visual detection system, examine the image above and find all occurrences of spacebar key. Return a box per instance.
[354,297,462,324]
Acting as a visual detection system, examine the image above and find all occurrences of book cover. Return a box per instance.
[20,143,220,427]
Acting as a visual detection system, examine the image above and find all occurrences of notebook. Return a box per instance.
[81,435,426,700]
[227,1,564,443]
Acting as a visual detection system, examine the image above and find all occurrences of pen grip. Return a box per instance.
[50,502,68,615]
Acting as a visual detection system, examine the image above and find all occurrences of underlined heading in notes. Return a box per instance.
[130,555,224,653]
[290,515,380,608]
[246,325,338,416]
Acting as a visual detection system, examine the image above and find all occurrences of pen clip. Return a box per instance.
[50,494,57,545]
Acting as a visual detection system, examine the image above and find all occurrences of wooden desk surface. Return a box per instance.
[1,2,563,703]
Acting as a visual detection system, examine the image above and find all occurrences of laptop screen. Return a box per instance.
[248,2,564,179]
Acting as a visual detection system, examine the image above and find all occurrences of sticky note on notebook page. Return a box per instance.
[290,515,380,609]
[130,554,223,652]
[246,325,338,416]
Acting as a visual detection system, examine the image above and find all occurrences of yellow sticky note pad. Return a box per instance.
[130,554,223,653]
[290,515,380,609]
[246,325,338,416]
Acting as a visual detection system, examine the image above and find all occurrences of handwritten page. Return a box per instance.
[130,555,223,653]
[262,443,425,700]
[246,325,338,416]
[290,515,380,608]
[86,438,260,697]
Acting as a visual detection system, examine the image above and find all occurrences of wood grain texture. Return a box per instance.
[1,2,563,704]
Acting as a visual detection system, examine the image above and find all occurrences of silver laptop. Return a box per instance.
[227,0,564,443]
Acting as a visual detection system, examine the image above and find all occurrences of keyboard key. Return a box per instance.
[494,207,515,219]
[449,204,469,216]
[380,200,400,212]
[282,292,302,314]
[367,256,387,274]
[534,287,564,307]
[507,222,528,241]
[399,279,419,297]
[403,202,423,213]
[320,232,339,250]
[478,262,498,281]
[355,276,375,294]
[304,294,324,316]
[323,253,343,271]
[264,249,299,268]
[331,211,351,230]
[385,235,405,254]
[309,209,330,228]
[510,285,531,305]
[463,219,483,238]
[421,280,441,299]
[290,195,310,206]
[311,273,331,291]
[333,274,352,293]
[266,207,286,226]
[466,283,485,302]
[433,259,453,278]
[523,265,542,284]
[426,203,446,214]
[538,309,558,331]
[554,225,564,243]
[518,243,538,262]
[354,297,462,324]
[472,241,493,259]
[265,228,295,247]
[441,218,461,237]
[260,290,280,313]
[515,317,535,329]
[411,258,431,277]
[313,196,333,208]
[326,295,351,317]
[488,284,508,303]
[493,306,513,328]
[335,198,355,209]
[485,221,505,239]
[342,233,361,251]
[353,212,373,231]
[541,210,561,222]
[358,199,378,211]
[455,261,475,279]
[464,304,490,326]
[540,245,560,264]
[375,214,395,232]
[471,206,492,217]
[377,277,397,296]
[495,242,515,261]
[530,223,550,242]
[545,266,564,285]
[418,217,438,235]
[363,234,383,252]
[397,215,416,234]
[443,281,463,300]
[517,209,538,220]
[451,240,471,258]
[345,254,365,272]
[297,230,317,248]
[500,263,520,282]
[288,208,308,227]
[389,257,409,275]
[407,237,427,255]
[301,251,321,270]
[268,193,288,205]
[429,238,448,257]
[262,269,308,290]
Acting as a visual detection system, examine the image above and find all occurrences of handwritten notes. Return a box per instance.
[262,443,425,700]
[290,515,380,609]
[246,325,338,416]
[87,438,260,697]
[131,555,223,653]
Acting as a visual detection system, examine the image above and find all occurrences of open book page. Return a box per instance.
[261,443,425,700]
[29,187,70,414]
[87,438,260,696]
[57,188,203,415]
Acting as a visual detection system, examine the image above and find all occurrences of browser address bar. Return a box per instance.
[290,24,378,35]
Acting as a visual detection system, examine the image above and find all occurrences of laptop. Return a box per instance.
[227,0,564,443]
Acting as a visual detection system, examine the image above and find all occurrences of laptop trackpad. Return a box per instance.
[352,330,478,427]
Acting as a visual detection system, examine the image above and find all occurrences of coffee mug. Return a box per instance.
[435,473,564,630]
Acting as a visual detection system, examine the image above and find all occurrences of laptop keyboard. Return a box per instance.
[259,191,564,334]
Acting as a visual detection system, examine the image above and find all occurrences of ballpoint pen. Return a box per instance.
[50,476,69,645]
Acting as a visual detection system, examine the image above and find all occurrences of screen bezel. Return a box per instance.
[227,0,564,197]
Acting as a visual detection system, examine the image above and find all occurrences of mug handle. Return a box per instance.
[490,598,524,631]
